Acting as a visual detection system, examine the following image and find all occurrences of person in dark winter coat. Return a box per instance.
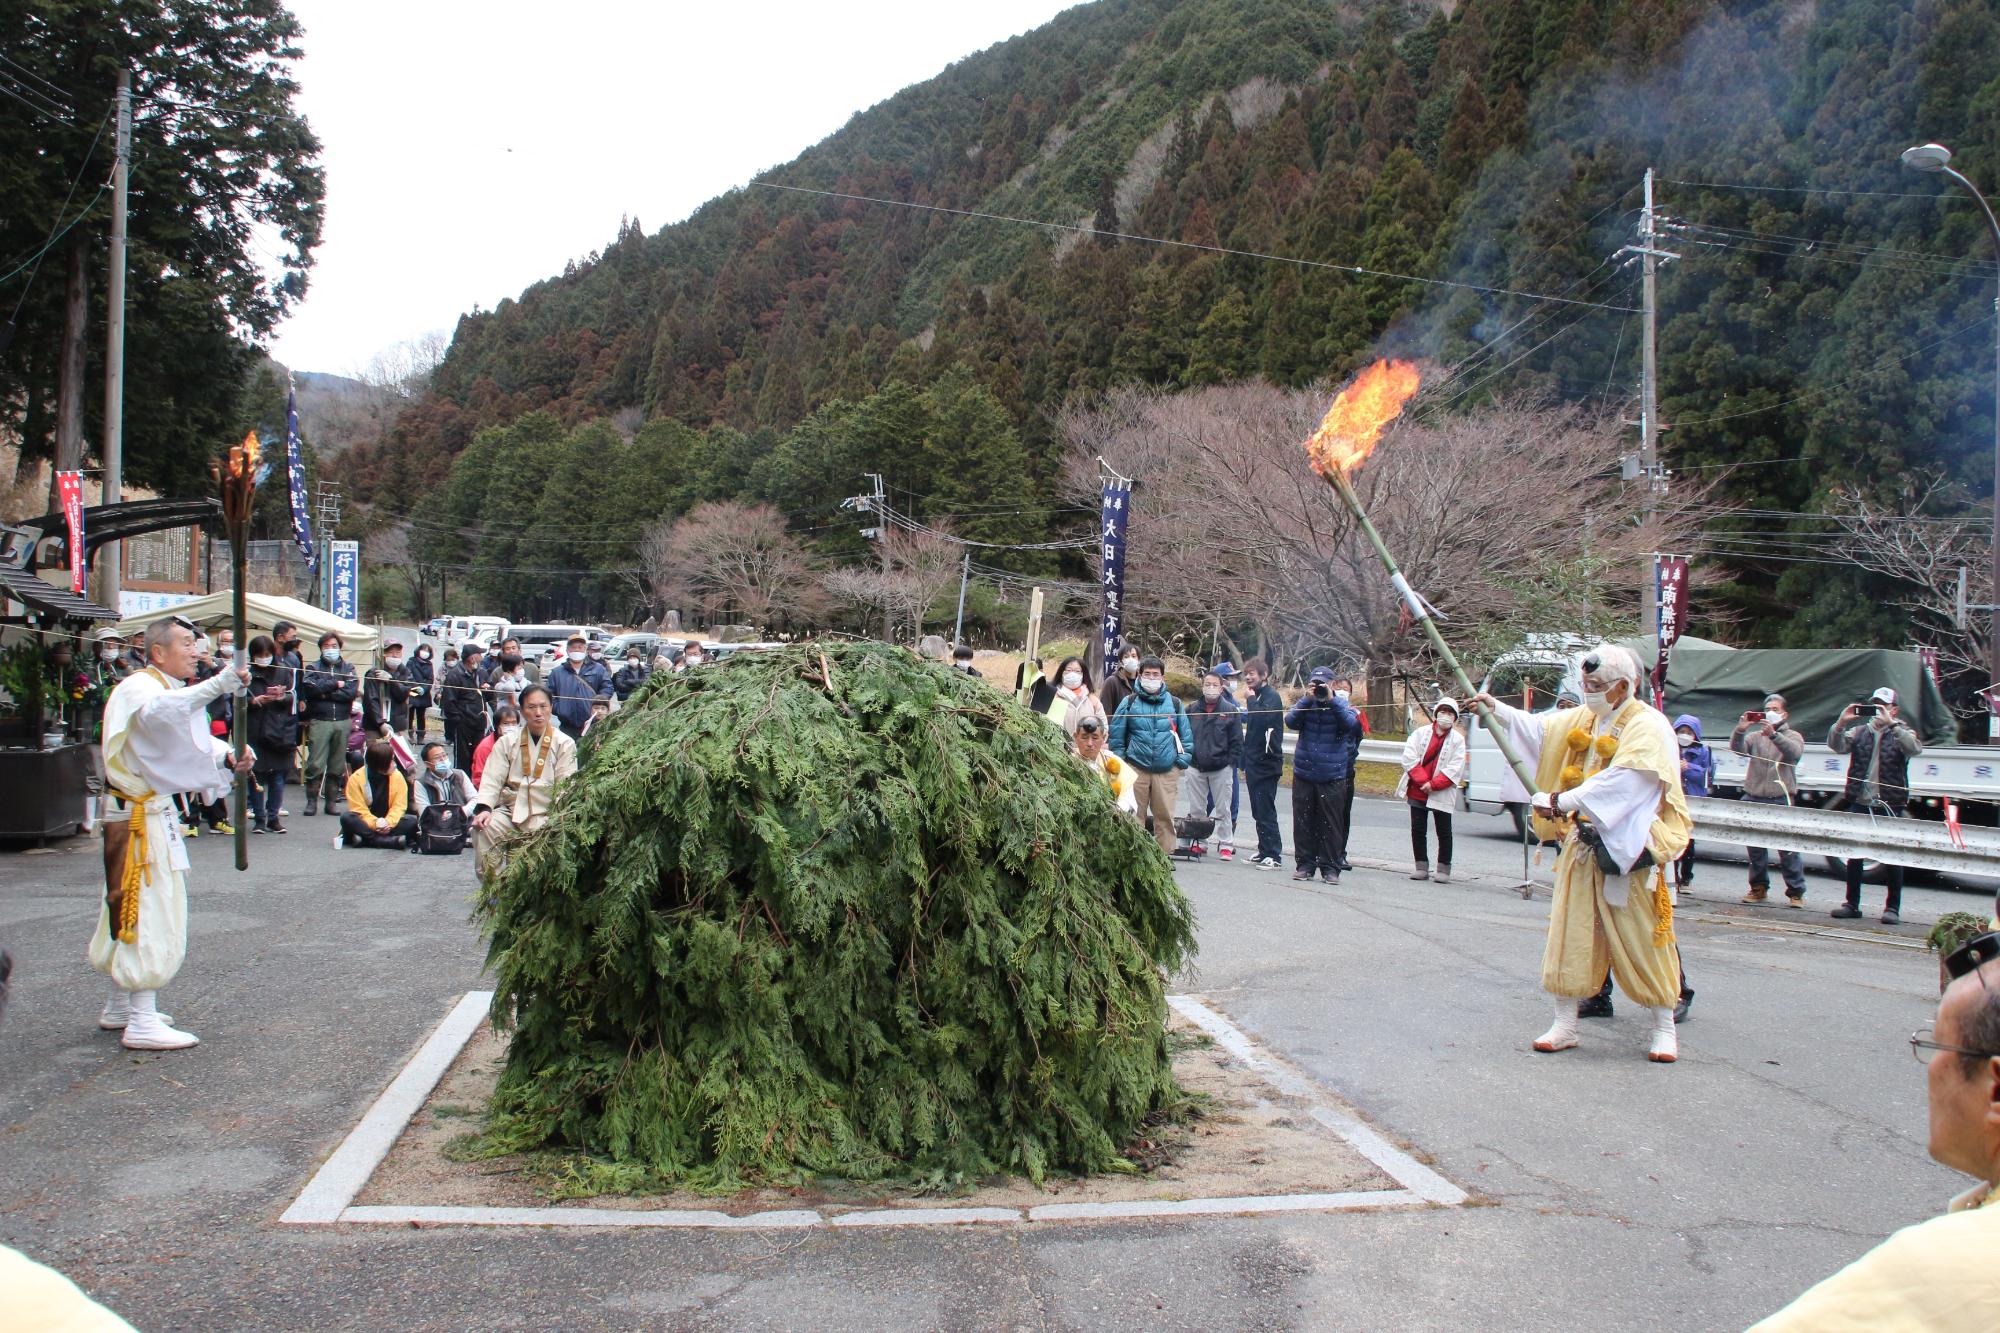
[545,635,614,739]
[244,634,299,833]
[1828,687,1924,924]
[404,643,437,741]
[1108,656,1191,856]
[1179,670,1243,860]
[1673,714,1712,887]
[1286,668,1363,884]
[1100,644,1142,719]
[298,631,358,816]
[612,649,650,701]
[441,644,490,773]
[1237,657,1286,868]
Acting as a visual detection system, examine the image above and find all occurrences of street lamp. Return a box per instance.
[1903,142,2000,726]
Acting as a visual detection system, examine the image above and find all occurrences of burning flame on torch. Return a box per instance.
[1303,359,1422,477]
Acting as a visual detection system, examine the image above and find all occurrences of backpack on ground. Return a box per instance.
[418,802,468,855]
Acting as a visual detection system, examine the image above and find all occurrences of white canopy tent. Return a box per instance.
[109,592,382,668]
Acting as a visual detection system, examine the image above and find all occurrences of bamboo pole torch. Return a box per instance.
[212,431,261,872]
[1303,363,1542,892]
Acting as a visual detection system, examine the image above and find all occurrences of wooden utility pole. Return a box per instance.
[53,239,88,493]
[101,69,132,609]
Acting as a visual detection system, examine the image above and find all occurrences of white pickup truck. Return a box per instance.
[1461,636,1997,832]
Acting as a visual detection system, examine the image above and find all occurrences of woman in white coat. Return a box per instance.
[1398,697,1468,882]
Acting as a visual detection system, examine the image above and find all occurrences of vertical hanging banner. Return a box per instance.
[1917,645,1941,688]
[55,469,85,593]
[1098,479,1132,670]
[285,385,316,572]
[330,539,359,620]
[1651,555,1689,706]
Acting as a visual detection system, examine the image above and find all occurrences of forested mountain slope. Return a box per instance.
[342,0,2000,642]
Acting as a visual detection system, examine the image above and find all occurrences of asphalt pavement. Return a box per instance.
[0,784,1979,1331]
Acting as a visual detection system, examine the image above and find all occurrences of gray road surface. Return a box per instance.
[0,789,1974,1331]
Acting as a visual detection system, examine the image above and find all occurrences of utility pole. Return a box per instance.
[1620,167,1678,635]
[840,473,892,641]
[951,549,971,649]
[315,481,343,606]
[101,69,131,612]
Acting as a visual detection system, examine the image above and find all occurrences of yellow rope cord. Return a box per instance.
[113,789,156,945]
[1652,864,1675,947]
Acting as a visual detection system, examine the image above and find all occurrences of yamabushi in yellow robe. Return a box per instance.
[1490,697,1692,1008]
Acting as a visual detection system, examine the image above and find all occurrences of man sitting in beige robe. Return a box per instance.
[471,684,576,880]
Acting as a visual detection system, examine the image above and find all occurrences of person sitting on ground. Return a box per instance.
[1733,693,1809,907]
[1042,655,1106,738]
[1752,934,2000,1329]
[339,742,416,849]
[473,703,519,789]
[1673,714,1712,889]
[1071,716,1137,815]
[1181,669,1242,860]
[1399,697,1467,883]
[411,741,476,815]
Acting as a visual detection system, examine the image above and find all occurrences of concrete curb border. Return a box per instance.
[281,991,1465,1229]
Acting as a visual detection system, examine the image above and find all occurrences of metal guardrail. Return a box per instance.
[1684,796,2000,879]
[1352,739,1998,877]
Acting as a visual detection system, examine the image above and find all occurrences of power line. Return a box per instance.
[754,181,1641,314]
[1,110,113,313]
[1661,177,1946,201]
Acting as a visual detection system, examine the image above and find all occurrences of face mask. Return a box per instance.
[323,647,342,661]
[385,656,403,669]
[567,650,585,664]
[100,647,119,661]
[252,656,273,668]
[1121,657,1140,674]
[417,649,430,659]
[1436,713,1456,729]
[1062,670,1083,689]
[588,646,603,657]
[1202,685,1221,700]
[1333,689,1350,702]
[432,757,452,775]
[1139,677,1164,695]
[627,658,641,668]
[1765,710,1784,727]
[1677,732,1696,747]
[685,655,704,667]
[1582,689,1614,719]
[218,645,235,659]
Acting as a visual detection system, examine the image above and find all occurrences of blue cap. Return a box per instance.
[1309,666,1335,684]
[1210,661,1237,677]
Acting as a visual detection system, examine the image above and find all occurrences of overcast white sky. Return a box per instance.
[267,0,1083,376]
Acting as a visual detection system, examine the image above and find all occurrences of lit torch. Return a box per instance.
[1304,362,1543,884]
[211,430,261,873]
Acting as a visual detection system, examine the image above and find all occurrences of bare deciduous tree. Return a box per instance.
[638,501,822,632]
[1830,476,1992,683]
[820,527,961,642]
[1059,380,1711,685]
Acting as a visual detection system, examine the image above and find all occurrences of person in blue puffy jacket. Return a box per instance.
[1674,713,1711,888]
[1109,656,1191,856]
[1287,667,1364,884]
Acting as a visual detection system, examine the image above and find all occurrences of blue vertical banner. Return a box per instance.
[1098,479,1132,671]
[330,539,359,620]
[285,384,316,572]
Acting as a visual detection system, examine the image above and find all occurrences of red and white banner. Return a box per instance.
[1651,555,1689,707]
[55,470,84,594]
[1917,645,1941,688]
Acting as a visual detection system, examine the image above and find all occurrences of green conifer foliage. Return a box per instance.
[478,641,1197,1189]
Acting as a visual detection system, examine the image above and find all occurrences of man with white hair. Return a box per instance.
[89,616,253,1050]
[1475,642,1693,1062]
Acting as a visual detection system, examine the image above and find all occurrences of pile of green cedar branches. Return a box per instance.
[477,640,1197,1190]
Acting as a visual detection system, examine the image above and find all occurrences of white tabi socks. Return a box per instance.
[1648,1006,1679,1063]
[1533,996,1580,1052]
[119,990,197,1051]
[98,986,172,1031]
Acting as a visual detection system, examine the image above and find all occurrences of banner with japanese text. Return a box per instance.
[55,469,84,593]
[1098,480,1131,672]
[1651,555,1689,706]
[331,539,359,620]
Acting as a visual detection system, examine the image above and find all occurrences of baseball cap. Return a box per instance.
[1210,661,1237,678]
[1871,687,1898,706]
[1309,666,1336,684]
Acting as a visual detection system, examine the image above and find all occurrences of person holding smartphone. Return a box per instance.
[1733,693,1808,906]
[1828,687,1923,924]
[244,634,300,833]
